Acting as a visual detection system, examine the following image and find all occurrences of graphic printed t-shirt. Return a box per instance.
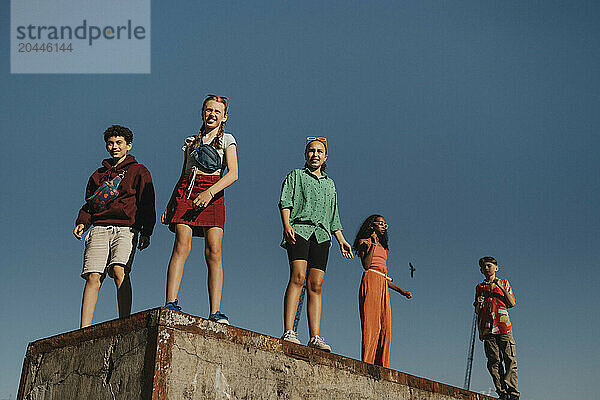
[475,279,514,340]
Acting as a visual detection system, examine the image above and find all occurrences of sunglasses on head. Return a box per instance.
[205,94,229,102]
[306,137,328,152]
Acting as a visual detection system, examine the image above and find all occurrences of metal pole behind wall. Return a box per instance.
[464,311,477,390]
[292,281,307,332]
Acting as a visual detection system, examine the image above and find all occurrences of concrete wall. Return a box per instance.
[18,309,494,400]
[18,311,159,400]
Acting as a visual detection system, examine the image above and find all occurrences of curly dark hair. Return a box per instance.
[103,125,133,144]
[352,214,389,255]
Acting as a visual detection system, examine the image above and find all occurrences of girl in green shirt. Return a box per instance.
[278,138,353,352]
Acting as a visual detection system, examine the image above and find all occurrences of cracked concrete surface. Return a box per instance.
[18,308,492,400]
[21,330,149,400]
[165,330,462,400]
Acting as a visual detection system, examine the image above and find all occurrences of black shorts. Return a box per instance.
[286,234,330,271]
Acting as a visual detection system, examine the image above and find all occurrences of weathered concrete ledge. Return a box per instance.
[18,308,494,399]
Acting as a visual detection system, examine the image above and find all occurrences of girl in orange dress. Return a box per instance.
[353,215,412,367]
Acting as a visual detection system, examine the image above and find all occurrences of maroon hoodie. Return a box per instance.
[76,155,156,237]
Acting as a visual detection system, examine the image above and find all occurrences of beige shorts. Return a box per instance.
[81,226,138,278]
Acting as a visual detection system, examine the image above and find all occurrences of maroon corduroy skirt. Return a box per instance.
[168,172,224,237]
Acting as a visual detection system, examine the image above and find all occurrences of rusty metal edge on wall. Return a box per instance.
[17,307,495,400]
[157,308,494,400]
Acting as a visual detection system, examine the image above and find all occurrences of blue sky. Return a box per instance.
[1,1,599,399]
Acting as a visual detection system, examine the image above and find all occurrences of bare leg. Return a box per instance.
[110,264,132,318]
[204,227,224,314]
[306,268,325,338]
[81,272,103,328]
[165,224,193,303]
[283,260,307,331]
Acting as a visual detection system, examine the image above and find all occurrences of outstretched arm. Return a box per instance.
[388,281,412,298]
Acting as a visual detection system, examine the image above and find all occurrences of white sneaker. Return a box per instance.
[307,335,331,352]
[281,330,301,344]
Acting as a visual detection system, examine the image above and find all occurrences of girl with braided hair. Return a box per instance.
[162,94,238,324]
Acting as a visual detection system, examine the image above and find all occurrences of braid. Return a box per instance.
[199,94,229,150]
[211,123,225,149]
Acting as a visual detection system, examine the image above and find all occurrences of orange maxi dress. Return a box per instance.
[359,244,391,367]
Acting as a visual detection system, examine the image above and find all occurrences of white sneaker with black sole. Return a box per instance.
[307,335,331,352]
[281,330,301,344]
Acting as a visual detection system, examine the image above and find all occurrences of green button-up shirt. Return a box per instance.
[279,168,343,247]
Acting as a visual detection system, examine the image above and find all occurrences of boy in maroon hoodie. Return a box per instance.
[74,125,156,328]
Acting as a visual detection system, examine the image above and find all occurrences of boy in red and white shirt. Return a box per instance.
[474,256,519,400]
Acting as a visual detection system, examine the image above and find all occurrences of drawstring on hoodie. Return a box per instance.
[103,164,127,185]
[101,166,116,184]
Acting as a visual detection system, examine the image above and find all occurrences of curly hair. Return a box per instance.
[352,214,389,255]
[197,94,229,150]
[103,125,133,144]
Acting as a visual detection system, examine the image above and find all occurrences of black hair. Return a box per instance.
[478,256,498,267]
[352,214,389,255]
[304,139,327,172]
[104,125,133,144]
